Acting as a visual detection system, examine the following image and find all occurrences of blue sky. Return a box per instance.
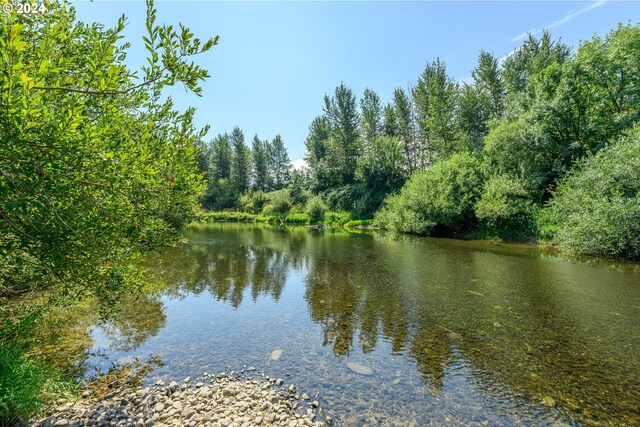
[73,1,640,161]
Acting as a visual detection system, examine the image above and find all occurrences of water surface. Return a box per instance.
[50,224,640,426]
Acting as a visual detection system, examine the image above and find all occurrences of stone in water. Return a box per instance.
[271,349,283,361]
[347,362,373,375]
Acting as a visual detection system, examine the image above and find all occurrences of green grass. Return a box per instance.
[198,210,375,228]
[0,344,73,425]
[343,219,374,228]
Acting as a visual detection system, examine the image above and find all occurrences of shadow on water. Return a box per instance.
[26,223,640,426]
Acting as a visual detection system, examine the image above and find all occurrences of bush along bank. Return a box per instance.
[197,211,374,229]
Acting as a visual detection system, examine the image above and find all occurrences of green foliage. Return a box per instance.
[0,0,215,300]
[239,190,267,214]
[472,50,504,120]
[359,88,383,145]
[501,31,571,95]
[357,136,406,194]
[323,184,377,217]
[304,116,331,191]
[230,127,251,194]
[288,171,311,206]
[302,84,362,191]
[323,211,354,226]
[475,174,537,240]
[300,23,640,248]
[343,219,374,228]
[267,135,291,190]
[375,152,483,235]
[457,83,491,153]
[251,135,270,191]
[392,87,418,173]
[382,103,399,138]
[413,58,461,163]
[484,115,558,200]
[0,2,216,420]
[0,344,71,424]
[262,189,292,215]
[547,126,640,259]
[306,196,326,224]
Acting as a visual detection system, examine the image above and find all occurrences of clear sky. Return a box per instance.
[73,1,640,161]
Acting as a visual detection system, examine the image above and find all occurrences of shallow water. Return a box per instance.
[49,223,640,425]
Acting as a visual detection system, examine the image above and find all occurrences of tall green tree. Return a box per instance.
[393,87,418,173]
[356,136,406,203]
[501,31,571,97]
[210,134,232,181]
[382,102,399,138]
[413,58,461,163]
[323,83,360,186]
[205,134,236,209]
[359,88,383,147]
[251,134,269,191]
[304,116,331,191]
[230,126,251,194]
[268,134,291,190]
[458,83,491,153]
[458,51,505,152]
[472,50,504,121]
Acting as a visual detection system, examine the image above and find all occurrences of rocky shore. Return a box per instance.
[33,370,332,427]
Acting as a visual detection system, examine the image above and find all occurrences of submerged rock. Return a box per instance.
[347,362,373,375]
[271,349,283,360]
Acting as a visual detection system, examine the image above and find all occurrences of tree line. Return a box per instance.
[298,23,640,259]
[200,127,292,210]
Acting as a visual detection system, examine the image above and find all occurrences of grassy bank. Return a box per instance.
[197,210,374,228]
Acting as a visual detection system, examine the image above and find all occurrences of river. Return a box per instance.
[40,223,640,426]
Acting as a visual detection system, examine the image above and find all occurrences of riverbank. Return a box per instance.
[32,371,331,427]
[197,211,374,229]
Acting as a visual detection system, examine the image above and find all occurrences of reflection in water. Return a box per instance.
[28,292,166,379]
[30,223,640,426]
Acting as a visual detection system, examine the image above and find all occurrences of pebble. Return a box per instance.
[32,370,326,427]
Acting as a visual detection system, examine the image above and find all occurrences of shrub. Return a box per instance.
[262,190,292,215]
[239,191,267,214]
[547,125,640,259]
[375,152,483,235]
[475,174,537,240]
[323,211,353,226]
[306,196,326,224]
[343,219,374,228]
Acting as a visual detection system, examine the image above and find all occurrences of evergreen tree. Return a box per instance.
[230,126,251,194]
[304,116,331,191]
[323,83,361,185]
[251,134,269,191]
[206,134,235,209]
[269,134,291,190]
[210,134,232,180]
